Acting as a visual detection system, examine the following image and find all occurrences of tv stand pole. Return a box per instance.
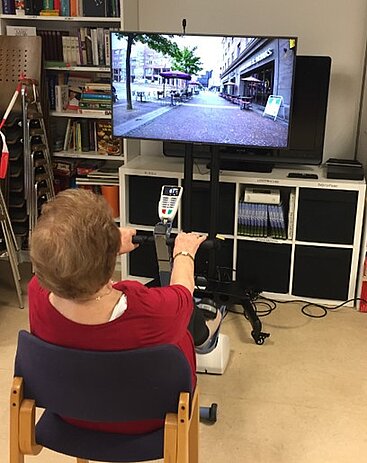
[183,144,270,345]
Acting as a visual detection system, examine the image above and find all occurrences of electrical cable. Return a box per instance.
[193,159,210,176]
[258,296,367,319]
[196,265,367,320]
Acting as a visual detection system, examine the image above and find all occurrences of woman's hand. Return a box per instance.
[172,232,207,258]
[118,227,138,255]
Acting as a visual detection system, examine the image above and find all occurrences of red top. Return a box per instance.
[28,276,196,434]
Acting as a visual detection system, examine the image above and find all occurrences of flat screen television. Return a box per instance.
[111,32,297,151]
[162,55,332,170]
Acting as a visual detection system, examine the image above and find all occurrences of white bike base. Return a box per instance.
[196,333,230,375]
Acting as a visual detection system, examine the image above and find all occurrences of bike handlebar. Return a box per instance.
[132,235,153,244]
[132,235,221,250]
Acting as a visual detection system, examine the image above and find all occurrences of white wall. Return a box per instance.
[124,0,367,161]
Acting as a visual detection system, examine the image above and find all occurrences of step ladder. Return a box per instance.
[21,79,55,235]
[0,79,55,308]
[0,36,45,307]
[0,132,23,308]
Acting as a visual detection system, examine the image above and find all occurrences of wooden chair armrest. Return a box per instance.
[176,388,199,463]
[19,399,43,455]
[10,376,43,459]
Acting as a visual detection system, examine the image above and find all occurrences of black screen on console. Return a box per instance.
[111,32,297,149]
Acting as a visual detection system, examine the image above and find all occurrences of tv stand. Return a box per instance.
[184,143,270,345]
[120,153,366,309]
[207,159,274,173]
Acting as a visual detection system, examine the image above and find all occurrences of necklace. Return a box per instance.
[77,283,113,303]
[94,287,112,301]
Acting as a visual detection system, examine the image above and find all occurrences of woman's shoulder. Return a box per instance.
[113,280,191,305]
[112,279,146,292]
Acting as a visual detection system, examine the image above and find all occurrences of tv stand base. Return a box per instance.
[207,160,274,173]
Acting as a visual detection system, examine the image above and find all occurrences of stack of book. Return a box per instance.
[61,119,121,156]
[37,27,112,66]
[1,0,120,17]
[237,200,289,239]
[52,74,92,112]
[79,82,112,114]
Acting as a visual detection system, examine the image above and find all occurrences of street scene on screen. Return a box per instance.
[111,33,296,148]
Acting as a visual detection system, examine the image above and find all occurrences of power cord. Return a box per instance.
[196,265,367,320]
[194,159,210,176]
[255,296,367,319]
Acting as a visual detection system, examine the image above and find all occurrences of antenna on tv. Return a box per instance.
[182,18,187,35]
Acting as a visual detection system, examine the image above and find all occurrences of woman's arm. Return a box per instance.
[170,232,207,294]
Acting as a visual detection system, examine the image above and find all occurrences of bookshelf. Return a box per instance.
[0,0,128,199]
[50,111,111,118]
[119,153,367,308]
[0,15,121,23]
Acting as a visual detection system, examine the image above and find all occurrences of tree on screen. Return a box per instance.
[116,33,178,110]
[171,46,203,76]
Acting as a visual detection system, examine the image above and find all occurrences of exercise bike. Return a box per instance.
[133,185,231,373]
[133,185,221,421]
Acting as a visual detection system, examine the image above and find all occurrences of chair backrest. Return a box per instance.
[14,330,192,422]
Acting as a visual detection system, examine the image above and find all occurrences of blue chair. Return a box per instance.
[10,330,199,463]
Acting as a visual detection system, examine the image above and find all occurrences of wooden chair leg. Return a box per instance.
[177,392,190,463]
[10,378,24,463]
[164,413,178,463]
[188,388,199,463]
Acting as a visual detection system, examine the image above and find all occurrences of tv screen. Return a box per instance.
[111,32,297,149]
[163,55,332,168]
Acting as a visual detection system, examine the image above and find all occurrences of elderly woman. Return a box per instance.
[28,188,221,434]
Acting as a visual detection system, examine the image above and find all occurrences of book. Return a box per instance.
[79,102,111,110]
[69,35,80,65]
[63,118,72,150]
[69,0,77,16]
[40,8,59,15]
[80,119,90,151]
[81,93,111,100]
[287,190,296,240]
[47,73,58,109]
[84,83,111,91]
[6,25,37,36]
[104,29,110,63]
[78,108,112,116]
[67,86,82,111]
[90,28,99,65]
[96,120,121,155]
[55,84,69,112]
[24,0,43,14]
[82,0,106,17]
[84,27,93,65]
[43,0,53,8]
[62,35,72,63]
[77,28,87,65]
[59,0,69,16]
[2,0,16,14]
[97,27,105,66]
